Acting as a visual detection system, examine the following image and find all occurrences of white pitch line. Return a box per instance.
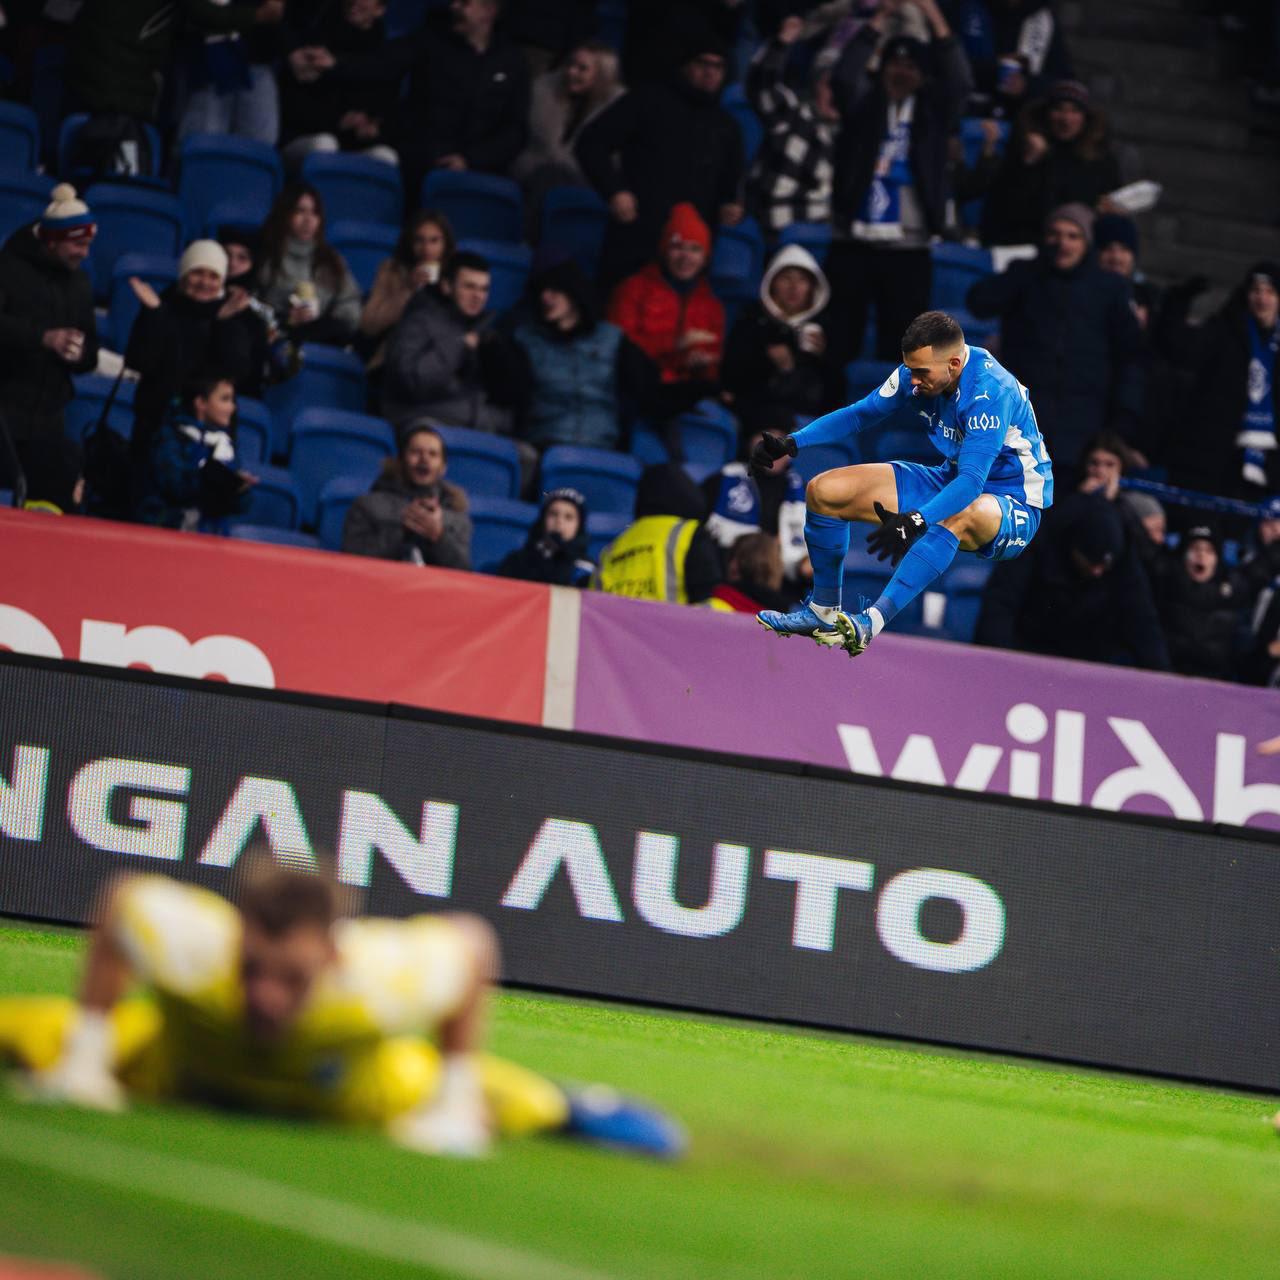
[0,1116,618,1280]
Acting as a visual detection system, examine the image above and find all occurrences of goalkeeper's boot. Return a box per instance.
[830,609,873,657]
[756,602,839,641]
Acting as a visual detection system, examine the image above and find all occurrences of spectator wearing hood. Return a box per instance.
[973,79,1121,247]
[0,184,98,477]
[825,0,974,365]
[342,423,472,568]
[722,243,839,429]
[745,15,841,234]
[966,202,1143,479]
[608,205,726,394]
[1153,524,1246,682]
[497,487,594,587]
[575,28,745,288]
[593,463,722,604]
[125,239,269,463]
[976,490,1170,670]
[509,256,659,452]
[1167,262,1280,503]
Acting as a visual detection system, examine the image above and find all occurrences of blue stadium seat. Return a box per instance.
[931,242,993,312]
[867,426,937,465]
[456,238,531,313]
[845,359,898,402]
[951,306,999,345]
[630,426,670,467]
[264,345,367,457]
[328,219,399,295]
[710,218,764,300]
[778,221,832,263]
[722,90,764,166]
[84,183,184,303]
[315,474,371,550]
[0,103,40,172]
[228,524,322,550]
[179,134,282,240]
[58,114,162,181]
[0,171,53,243]
[202,197,274,241]
[302,152,403,229]
[933,558,993,642]
[468,496,539,571]
[540,186,608,277]
[433,425,522,499]
[540,446,642,517]
[586,510,629,562]
[241,465,302,530]
[0,488,13,508]
[66,374,135,441]
[234,397,273,465]
[792,441,857,484]
[422,170,524,243]
[289,408,396,526]
[674,409,738,470]
[959,117,1010,169]
[107,253,178,352]
[29,44,66,170]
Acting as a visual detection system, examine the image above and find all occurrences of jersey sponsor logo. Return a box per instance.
[970,412,1001,431]
[878,368,900,397]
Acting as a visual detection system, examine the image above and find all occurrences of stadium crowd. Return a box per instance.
[1,0,1279,687]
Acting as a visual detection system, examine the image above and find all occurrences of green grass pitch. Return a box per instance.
[1,921,1279,1280]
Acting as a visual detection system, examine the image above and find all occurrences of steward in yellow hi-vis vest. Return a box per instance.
[592,463,724,604]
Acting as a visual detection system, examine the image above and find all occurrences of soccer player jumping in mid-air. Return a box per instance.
[753,310,1054,655]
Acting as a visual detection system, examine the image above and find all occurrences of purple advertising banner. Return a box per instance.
[574,593,1280,832]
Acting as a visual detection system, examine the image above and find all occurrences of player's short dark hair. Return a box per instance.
[901,311,964,354]
[447,250,491,282]
[239,862,342,937]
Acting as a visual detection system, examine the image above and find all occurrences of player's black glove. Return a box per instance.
[748,432,797,478]
[866,502,927,565]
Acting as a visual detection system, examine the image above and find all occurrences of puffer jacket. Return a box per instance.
[607,262,724,385]
[341,459,471,569]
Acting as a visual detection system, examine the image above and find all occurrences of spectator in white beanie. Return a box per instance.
[125,236,270,464]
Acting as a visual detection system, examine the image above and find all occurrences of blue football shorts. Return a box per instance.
[891,461,1042,562]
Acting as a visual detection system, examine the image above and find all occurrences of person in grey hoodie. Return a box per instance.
[720,242,840,432]
[341,424,472,569]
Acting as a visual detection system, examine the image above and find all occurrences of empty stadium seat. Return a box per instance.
[468,496,539,571]
[866,426,938,465]
[179,134,283,240]
[0,171,53,243]
[845,359,898,402]
[433,425,522,499]
[792,441,857,484]
[315,474,371,550]
[721,84,763,165]
[710,218,764,300]
[65,374,135,441]
[674,409,738,470]
[0,103,40,172]
[202,198,274,241]
[241,465,302,529]
[328,219,399,295]
[586,510,629,562]
[84,183,184,303]
[107,252,178,352]
[931,242,993,312]
[228,524,322,550]
[58,113,162,182]
[540,186,608,277]
[234,397,273,465]
[422,170,523,243]
[951,306,999,346]
[289,408,396,525]
[778,221,832,262]
[540,446,642,516]
[456,238,531,313]
[930,559,993,642]
[630,426,670,467]
[263,345,366,457]
[0,489,13,508]
[302,152,403,228]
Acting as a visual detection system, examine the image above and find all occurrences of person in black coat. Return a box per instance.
[824,0,973,365]
[0,185,99,478]
[1153,524,1246,682]
[575,26,744,289]
[976,490,1170,670]
[125,239,269,464]
[1167,261,1280,504]
[497,486,595,587]
[966,203,1142,480]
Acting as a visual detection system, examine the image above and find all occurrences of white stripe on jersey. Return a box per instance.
[1003,422,1046,508]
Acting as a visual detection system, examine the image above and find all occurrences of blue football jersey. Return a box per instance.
[792,346,1054,515]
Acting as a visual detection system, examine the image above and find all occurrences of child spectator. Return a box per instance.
[497,487,594,587]
[607,204,724,392]
[341,424,472,568]
[257,184,363,348]
[1154,525,1246,682]
[711,532,792,613]
[722,243,839,429]
[135,373,258,532]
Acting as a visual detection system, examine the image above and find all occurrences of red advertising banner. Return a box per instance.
[0,509,548,723]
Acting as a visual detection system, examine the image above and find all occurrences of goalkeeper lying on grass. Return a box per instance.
[0,864,683,1160]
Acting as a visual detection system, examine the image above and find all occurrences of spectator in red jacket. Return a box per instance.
[607,203,724,391]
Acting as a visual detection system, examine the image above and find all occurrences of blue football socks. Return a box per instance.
[873,525,960,625]
[805,511,850,609]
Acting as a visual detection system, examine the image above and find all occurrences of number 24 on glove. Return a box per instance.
[866,502,927,565]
